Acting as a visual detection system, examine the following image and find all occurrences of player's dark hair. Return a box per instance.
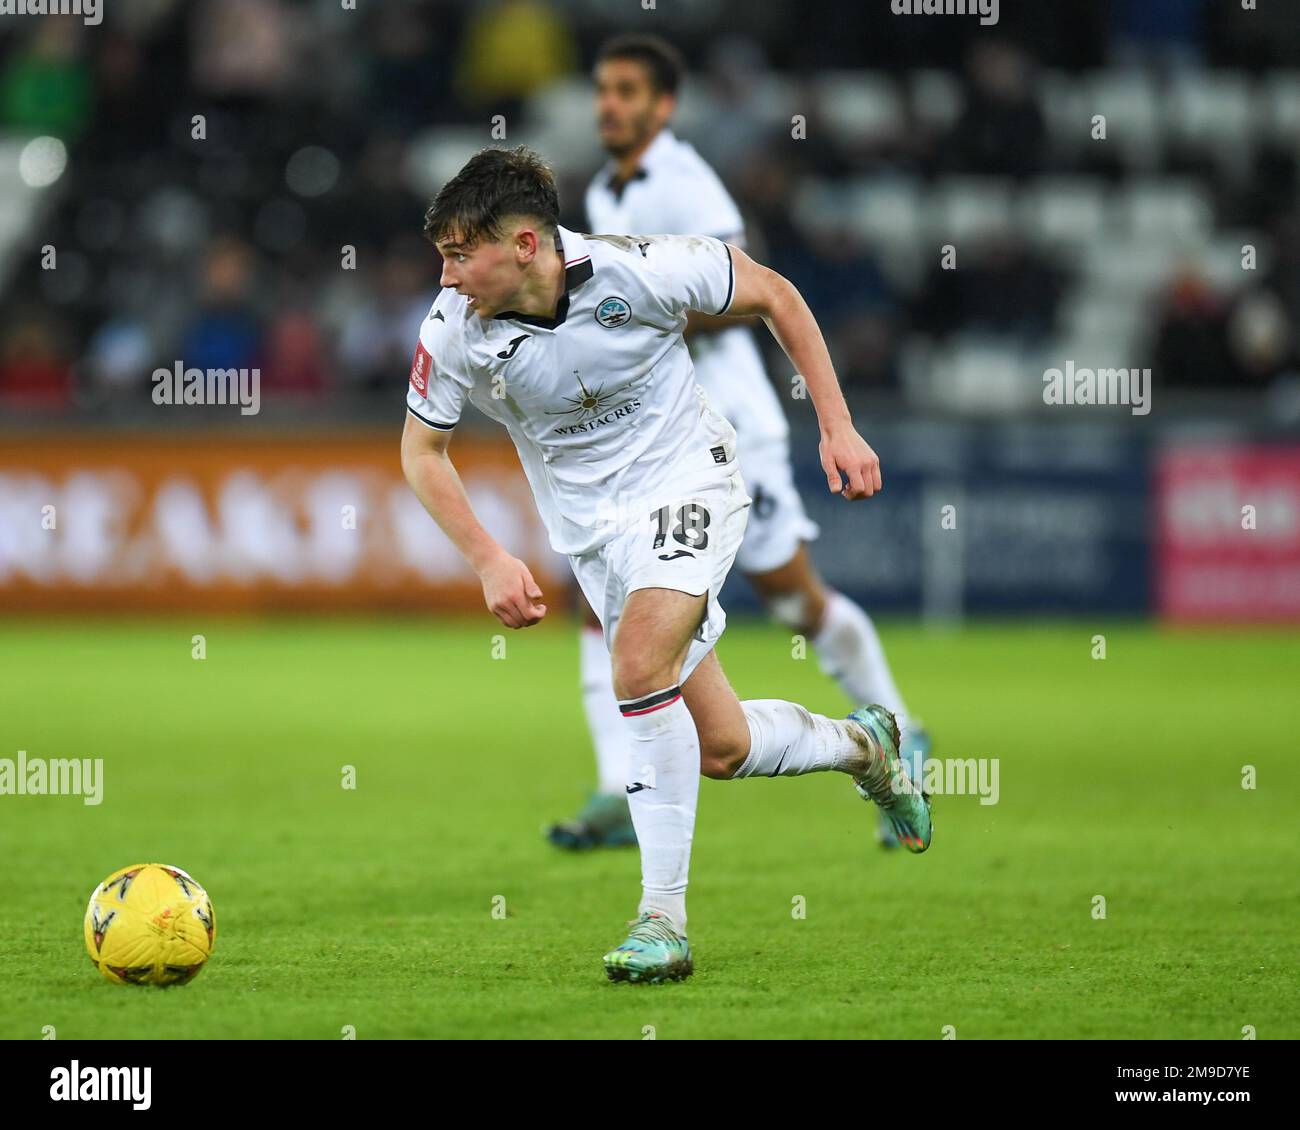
[423,146,560,248]
[595,33,685,97]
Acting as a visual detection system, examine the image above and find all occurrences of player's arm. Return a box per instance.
[722,245,882,500]
[400,415,547,628]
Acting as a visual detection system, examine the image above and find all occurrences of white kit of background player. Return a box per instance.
[549,125,932,851]
[401,149,931,981]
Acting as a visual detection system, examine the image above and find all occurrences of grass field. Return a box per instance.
[1,616,1296,1040]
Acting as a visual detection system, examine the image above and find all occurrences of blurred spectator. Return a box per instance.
[365,2,460,132]
[913,236,1062,344]
[0,22,92,141]
[260,308,330,396]
[943,41,1046,179]
[190,0,302,101]
[0,315,74,407]
[835,312,902,390]
[336,237,438,394]
[179,240,263,373]
[455,0,577,119]
[1227,291,1296,386]
[1150,269,1232,388]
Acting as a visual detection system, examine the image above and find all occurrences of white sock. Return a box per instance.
[812,591,913,737]
[734,699,887,781]
[580,626,630,795]
[618,686,698,934]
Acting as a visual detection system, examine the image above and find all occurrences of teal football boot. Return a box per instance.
[546,792,638,850]
[877,724,932,850]
[848,706,932,854]
[603,912,693,983]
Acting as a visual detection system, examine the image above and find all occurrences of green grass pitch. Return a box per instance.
[1,616,1296,1039]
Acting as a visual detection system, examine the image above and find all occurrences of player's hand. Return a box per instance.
[477,551,547,628]
[819,424,882,500]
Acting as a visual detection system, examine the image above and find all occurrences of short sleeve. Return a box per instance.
[405,298,472,431]
[644,235,736,319]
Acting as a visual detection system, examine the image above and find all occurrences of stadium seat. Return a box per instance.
[1083,238,1182,299]
[1165,72,1256,167]
[1198,233,1272,292]
[406,127,503,197]
[908,69,964,133]
[840,177,923,248]
[1037,71,1089,161]
[943,339,1039,413]
[523,77,607,169]
[1263,72,1300,144]
[1084,71,1163,169]
[1117,180,1213,244]
[1019,178,1111,257]
[748,74,801,130]
[1061,290,1148,357]
[931,177,1015,244]
[791,178,854,239]
[813,72,905,146]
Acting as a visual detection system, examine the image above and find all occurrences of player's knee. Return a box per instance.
[610,654,680,703]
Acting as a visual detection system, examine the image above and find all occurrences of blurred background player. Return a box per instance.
[545,34,930,853]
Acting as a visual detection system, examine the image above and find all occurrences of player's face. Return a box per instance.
[595,59,672,156]
[435,232,519,319]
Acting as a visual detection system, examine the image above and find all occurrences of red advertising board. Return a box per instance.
[1156,444,1300,622]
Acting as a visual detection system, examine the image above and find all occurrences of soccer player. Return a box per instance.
[544,33,931,854]
[401,146,931,983]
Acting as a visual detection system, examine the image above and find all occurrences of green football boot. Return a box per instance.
[878,724,932,850]
[603,911,693,983]
[545,791,638,850]
[848,706,932,854]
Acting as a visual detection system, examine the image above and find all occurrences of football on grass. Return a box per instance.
[84,863,216,986]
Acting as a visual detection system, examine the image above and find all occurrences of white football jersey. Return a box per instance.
[406,226,740,557]
[585,129,790,444]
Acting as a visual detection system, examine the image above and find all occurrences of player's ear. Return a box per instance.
[514,226,540,265]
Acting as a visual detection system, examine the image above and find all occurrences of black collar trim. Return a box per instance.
[493,253,594,330]
[607,167,648,202]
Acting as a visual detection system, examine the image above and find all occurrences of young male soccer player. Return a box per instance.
[401,146,931,983]
[545,33,931,853]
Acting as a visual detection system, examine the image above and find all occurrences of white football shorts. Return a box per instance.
[568,467,751,685]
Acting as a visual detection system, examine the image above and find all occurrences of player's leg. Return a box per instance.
[748,546,932,847]
[544,590,636,850]
[741,450,931,848]
[741,460,917,742]
[681,646,931,850]
[601,584,709,983]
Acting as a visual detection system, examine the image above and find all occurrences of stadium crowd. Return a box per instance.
[1,0,1298,416]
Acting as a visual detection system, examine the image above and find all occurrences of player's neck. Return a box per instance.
[504,245,566,319]
[614,128,664,183]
